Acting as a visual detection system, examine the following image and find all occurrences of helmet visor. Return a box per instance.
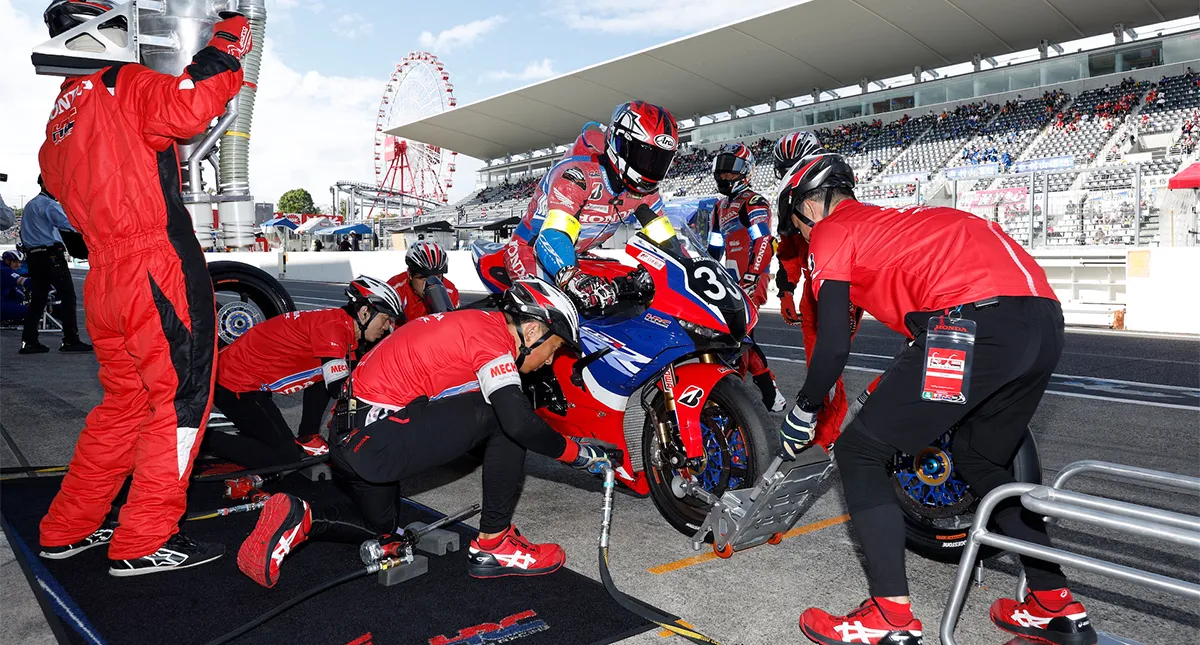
[713,154,751,177]
[613,137,674,183]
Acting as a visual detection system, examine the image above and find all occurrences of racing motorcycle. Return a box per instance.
[473,207,778,535]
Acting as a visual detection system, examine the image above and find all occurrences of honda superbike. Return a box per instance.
[473,209,778,535]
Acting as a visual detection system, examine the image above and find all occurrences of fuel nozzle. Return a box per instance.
[359,531,414,565]
[224,474,264,500]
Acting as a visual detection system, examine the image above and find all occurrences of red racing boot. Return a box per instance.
[237,493,311,588]
[296,434,329,457]
[800,598,923,645]
[990,589,1097,645]
[466,525,564,578]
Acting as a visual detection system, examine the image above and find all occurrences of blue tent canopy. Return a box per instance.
[320,223,372,236]
[262,217,298,230]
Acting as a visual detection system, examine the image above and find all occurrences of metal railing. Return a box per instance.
[940,461,1200,645]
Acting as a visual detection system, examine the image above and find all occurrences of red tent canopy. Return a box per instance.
[1168,163,1200,189]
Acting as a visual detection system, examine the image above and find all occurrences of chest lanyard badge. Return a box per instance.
[920,308,977,405]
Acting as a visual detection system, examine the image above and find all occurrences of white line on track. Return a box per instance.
[764,355,1198,411]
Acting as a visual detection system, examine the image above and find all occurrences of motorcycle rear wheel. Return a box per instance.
[209,261,296,347]
[644,376,778,536]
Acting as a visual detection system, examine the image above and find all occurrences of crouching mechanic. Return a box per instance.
[2,251,30,323]
[205,277,402,469]
[386,240,459,319]
[237,279,613,587]
[703,142,786,411]
[775,154,1095,645]
[37,8,251,575]
[505,101,677,310]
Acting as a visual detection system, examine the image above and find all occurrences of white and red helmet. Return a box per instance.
[500,278,581,352]
[712,142,755,196]
[405,241,448,277]
[773,131,825,179]
[605,101,679,195]
[345,275,404,321]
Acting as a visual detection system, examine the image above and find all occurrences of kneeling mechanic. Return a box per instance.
[776,153,1096,645]
[237,278,612,587]
[206,277,401,469]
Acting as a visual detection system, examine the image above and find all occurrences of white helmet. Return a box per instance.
[500,278,581,353]
[345,275,403,321]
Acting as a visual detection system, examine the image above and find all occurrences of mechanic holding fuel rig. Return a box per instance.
[206,277,402,472]
[774,152,1096,645]
[36,5,252,576]
[237,279,614,588]
[386,240,460,320]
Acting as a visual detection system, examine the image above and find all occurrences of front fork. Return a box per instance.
[654,353,723,476]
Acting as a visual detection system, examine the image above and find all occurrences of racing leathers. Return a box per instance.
[37,45,243,560]
[385,271,460,321]
[505,128,663,307]
[207,309,358,468]
[703,190,783,409]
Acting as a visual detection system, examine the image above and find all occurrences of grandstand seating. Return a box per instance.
[1022,78,1149,166]
[888,102,998,178]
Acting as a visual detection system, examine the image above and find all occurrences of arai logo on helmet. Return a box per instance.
[653,133,677,150]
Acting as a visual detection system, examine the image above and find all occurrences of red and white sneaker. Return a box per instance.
[465,525,565,579]
[800,598,923,645]
[296,435,329,457]
[237,493,311,588]
[990,589,1097,645]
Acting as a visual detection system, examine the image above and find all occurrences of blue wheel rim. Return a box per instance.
[894,432,970,508]
[698,411,749,494]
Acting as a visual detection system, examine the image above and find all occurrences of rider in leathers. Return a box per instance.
[504,101,679,310]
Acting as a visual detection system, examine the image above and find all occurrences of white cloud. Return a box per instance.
[554,0,795,33]
[417,15,505,52]
[483,58,557,83]
[332,13,374,39]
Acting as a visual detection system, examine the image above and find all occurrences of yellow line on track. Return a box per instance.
[647,514,850,576]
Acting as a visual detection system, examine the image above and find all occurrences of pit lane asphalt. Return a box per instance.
[0,274,1196,644]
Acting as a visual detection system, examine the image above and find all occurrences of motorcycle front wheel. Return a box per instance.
[209,261,296,347]
[892,427,1042,561]
[644,375,778,536]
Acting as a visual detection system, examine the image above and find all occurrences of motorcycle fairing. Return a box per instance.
[670,362,737,459]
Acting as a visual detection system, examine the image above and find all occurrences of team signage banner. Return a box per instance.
[944,164,999,181]
[1013,155,1075,173]
[879,172,927,185]
[958,187,1029,208]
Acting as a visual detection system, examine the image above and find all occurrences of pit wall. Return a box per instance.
[5,245,1192,335]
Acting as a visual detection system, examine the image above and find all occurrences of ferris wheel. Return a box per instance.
[374,52,457,208]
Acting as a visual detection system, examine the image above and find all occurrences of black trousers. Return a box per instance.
[834,296,1069,597]
[23,247,79,344]
[298,385,331,439]
[206,386,305,469]
[313,392,526,540]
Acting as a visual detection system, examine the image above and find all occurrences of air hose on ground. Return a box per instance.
[596,466,723,645]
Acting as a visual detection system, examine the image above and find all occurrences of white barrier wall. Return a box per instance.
[1124,248,1200,335]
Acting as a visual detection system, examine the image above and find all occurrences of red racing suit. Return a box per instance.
[37,47,243,559]
[505,128,663,282]
[386,271,460,322]
[777,234,858,450]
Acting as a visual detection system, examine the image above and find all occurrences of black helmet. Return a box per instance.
[345,276,403,321]
[405,241,448,277]
[711,142,754,196]
[773,131,825,180]
[44,0,117,38]
[605,101,679,195]
[775,153,856,236]
[500,278,581,354]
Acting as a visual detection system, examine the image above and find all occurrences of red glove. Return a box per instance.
[780,291,801,326]
[208,12,253,60]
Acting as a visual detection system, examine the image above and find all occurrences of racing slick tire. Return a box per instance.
[209,261,296,347]
[893,427,1041,562]
[644,375,778,537]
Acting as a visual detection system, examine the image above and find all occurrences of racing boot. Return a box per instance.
[799,598,923,645]
[237,493,311,588]
[466,525,564,578]
[990,589,1096,645]
[40,519,118,560]
[296,434,329,457]
[753,372,787,412]
[109,532,225,577]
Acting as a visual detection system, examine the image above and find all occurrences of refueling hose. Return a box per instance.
[202,567,372,645]
[596,466,723,644]
[192,455,329,482]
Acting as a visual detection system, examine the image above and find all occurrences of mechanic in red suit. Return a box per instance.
[36,4,252,576]
[386,240,460,321]
[772,131,858,450]
[702,142,785,411]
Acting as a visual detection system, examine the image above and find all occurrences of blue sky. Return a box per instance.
[1,0,797,207]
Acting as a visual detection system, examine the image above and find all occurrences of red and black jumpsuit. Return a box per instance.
[37,47,243,559]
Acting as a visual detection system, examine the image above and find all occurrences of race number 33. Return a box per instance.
[920,316,976,404]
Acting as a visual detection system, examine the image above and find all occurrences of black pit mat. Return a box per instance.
[2,475,656,645]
